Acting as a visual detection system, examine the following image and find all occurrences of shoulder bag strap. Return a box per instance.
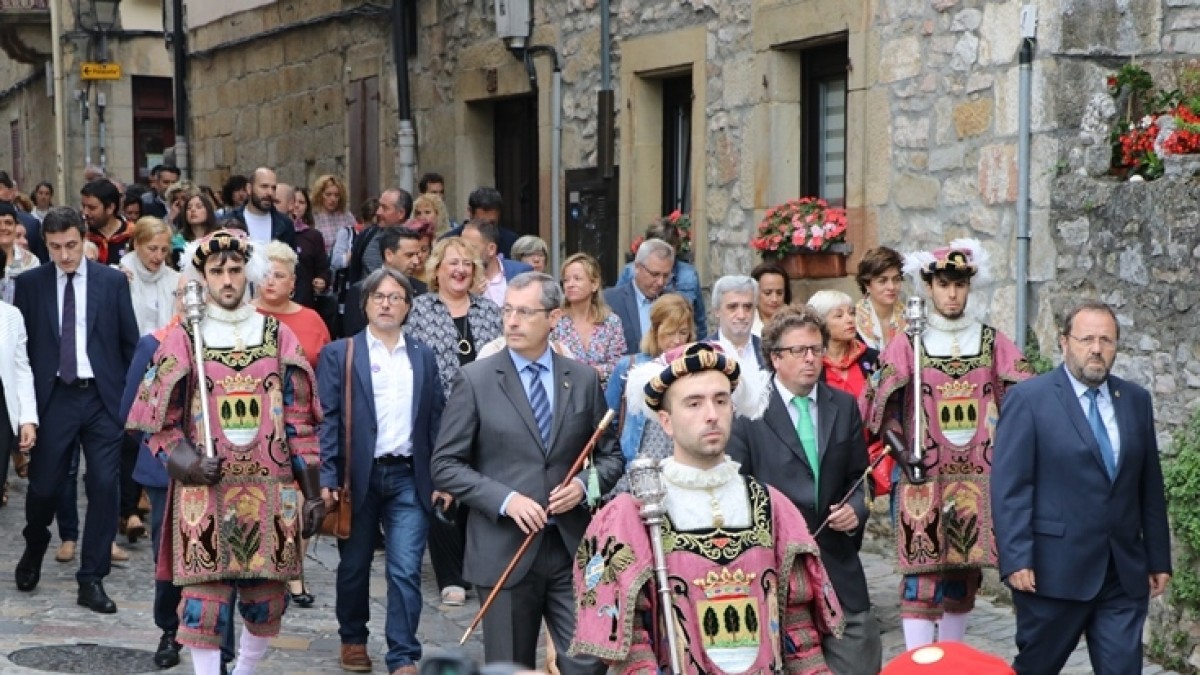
[343,337,354,493]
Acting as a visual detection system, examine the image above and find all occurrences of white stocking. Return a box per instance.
[937,611,970,642]
[902,618,936,650]
[190,647,223,675]
[231,626,271,675]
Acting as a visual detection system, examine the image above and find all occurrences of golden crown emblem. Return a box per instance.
[937,379,977,400]
[693,567,756,599]
[220,373,260,395]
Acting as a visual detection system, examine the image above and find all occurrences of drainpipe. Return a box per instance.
[525,46,563,275]
[170,0,190,177]
[597,0,614,179]
[51,0,68,198]
[1015,6,1037,351]
[392,0,415,194]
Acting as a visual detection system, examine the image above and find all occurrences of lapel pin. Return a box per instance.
[563,380,570,389]
[1114,390,1120,398]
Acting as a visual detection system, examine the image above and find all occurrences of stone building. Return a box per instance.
[0,0,177,199]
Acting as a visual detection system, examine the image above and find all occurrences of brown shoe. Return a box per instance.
[12,451,28,478]
[391,666,417,675]
[55,541,76,563]
[124,515,147,544]
[110,542,129,562]
[339,644,372,673]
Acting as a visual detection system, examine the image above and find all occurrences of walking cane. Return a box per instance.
[811,432,903,539]
[459,409,616,646]
[182,280,217,458]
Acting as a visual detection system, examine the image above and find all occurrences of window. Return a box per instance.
[661,75,693,215]
[802,42,848,205]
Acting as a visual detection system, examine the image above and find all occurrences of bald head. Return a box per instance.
[247,167,277,215]
[275,183,295,216]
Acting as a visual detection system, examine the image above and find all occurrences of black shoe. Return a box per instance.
[77,580,117,614]
[290,589,315,608]
[15,546,45,592]
[154,630,181,668]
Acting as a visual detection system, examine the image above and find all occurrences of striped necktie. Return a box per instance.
[526,362,552,448]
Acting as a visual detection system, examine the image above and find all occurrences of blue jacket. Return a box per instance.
[123,334,168,489]
[501,257,533,281]
[231,205,296,247]
[617,259,706,335]
[318,331,445,513]
[606,353,652,465]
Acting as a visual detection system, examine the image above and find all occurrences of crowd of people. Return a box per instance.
[0,164,1173,675]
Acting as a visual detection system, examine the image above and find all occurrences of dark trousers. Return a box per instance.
[428,502,469,590]
[119,433,141,518]
[1012,559,1148,675]
[147,486,179,633]
[24,382,121,583]
[56,447,80,542]
[475,531,604,675]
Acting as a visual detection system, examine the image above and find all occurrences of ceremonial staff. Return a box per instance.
[628,457,683,675]
[900,297,929,484]
[460,409,616,645]
[183,280,216,459]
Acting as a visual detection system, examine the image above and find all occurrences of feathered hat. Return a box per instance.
[624,341,770,422]
[180,228,270,287]
[901,237,991,295]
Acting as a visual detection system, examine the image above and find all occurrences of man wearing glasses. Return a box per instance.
[433,272,623,674]
[861,239,1032,651]
[727,305,879,673]
[992,301,1169,674]
[605,238,676,355]
[318,267,445,675]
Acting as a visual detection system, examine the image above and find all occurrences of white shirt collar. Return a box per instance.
[366,326,406,352]
[775,376,818,407]
[1063,366,1111,401]
[57,262,87,280]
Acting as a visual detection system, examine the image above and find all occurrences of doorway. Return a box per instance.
[131,77,175,184]
[492,95,539,237]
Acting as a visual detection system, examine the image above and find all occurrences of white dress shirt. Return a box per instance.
[776,376,819,449]
[1064,368,1122,467]
[56,264,94,379]
[367,327,414,458]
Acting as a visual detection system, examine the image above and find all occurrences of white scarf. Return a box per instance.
[121,251,179,335]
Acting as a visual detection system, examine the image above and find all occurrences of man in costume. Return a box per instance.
[860,238,1031,649]
[570,341,843,674]
[126,229,325,675]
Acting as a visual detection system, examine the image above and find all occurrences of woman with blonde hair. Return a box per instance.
[404,236,501,607]
[411,193,451,238]
[121,217,181,335]
[311,174,356,255]
[551,253,625,386]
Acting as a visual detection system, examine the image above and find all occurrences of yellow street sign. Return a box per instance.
[81,62,121,81]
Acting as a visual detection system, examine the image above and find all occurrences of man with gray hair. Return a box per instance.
[709,274,765,373]
[604,238,675,354]
[433,271,623,674]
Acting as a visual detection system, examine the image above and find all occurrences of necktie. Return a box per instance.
[60,272,78,385]
[1086,388,1116,478]
[526,362,552,448]
[792,396,819,500]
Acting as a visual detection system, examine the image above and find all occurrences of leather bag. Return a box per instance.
[320,338,354,539]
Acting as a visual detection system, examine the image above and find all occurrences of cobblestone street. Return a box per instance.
[0,482,1176,674]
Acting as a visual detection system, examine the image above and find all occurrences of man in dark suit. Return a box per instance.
[708,274,766,369]
[13,206,138,613]
[440,187,518,258]
[346,188,413,285]
[460,219,532,307]
[432,271,623,674]
[231,167,295,247]
[319,268,444,675]
[341,228,429,338]
[992,301,1170,675]
[726,305,879,674]
[603,238,675,354]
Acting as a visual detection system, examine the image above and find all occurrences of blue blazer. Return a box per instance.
[617,259,706,335]
[992,366,1171,602]
[122,333,168,489]
[14,260,138,423]
[501,257,532,281]
[603,283,643,355]
[317,331,445,514]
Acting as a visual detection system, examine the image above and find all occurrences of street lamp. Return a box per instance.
[83,0,121,61]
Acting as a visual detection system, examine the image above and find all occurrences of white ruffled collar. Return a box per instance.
[660,457,741,490]
[205,302,258,324]
[927,312,976,333]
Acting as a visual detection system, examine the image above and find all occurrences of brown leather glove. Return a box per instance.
[293,461,326,539]
[166,439,223,486]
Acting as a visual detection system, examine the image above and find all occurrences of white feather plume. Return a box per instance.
[949,237,992,286]
[901,249,935,297]
[622,354,772,423]
[624,359,663,423]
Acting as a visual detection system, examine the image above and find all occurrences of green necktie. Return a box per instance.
[792,395,819,501]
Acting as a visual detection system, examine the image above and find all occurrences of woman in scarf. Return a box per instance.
[121,217,181,336]
[854,246,907,351]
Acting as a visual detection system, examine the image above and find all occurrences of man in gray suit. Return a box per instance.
[726,305,880,674]
[432,271,623,674]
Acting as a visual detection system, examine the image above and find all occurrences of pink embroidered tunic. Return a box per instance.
[127,314,322,585]
[570,479,843,674]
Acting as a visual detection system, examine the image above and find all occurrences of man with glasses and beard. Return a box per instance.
[992,302,1169,675]
[860,239,1031,650]
[127,229,323,675]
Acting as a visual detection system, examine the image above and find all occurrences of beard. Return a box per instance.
[249,193,273,212]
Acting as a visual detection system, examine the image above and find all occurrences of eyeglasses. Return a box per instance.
[370,292,408,305]
[636,263,672,282]
[772,344,825,358]
[501,305,552,320]
[1067,334,1116,349]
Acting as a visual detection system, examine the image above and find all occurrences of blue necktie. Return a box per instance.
[1086,388,1116,478]
[526,362,552,448]
[60,272,78,384]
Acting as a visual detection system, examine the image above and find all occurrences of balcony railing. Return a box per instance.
[0,0,50,10]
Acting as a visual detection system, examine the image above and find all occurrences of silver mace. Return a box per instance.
[628,457,683,675]
[904,296,929,483]
[183,280,217,459]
